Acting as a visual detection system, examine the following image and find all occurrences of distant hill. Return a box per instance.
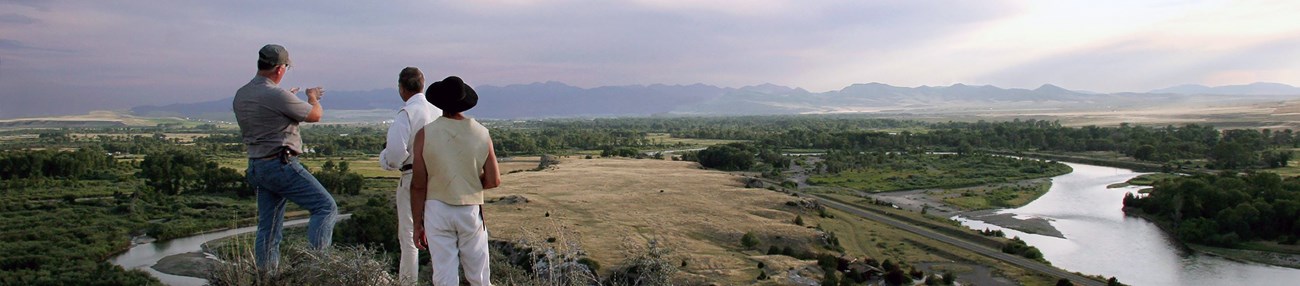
[130,81,1300,120]
[1149,82,1300,95]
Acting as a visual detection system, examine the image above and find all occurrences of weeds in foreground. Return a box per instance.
[205,240,401,286]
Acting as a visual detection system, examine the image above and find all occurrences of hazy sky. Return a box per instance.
[3,0,1299,118]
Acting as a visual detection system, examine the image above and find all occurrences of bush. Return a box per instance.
[821,270,840,286]
[885,269,912,286]
[334,196,397,253]
[741,232,760,249]
[606,240,677,286]
[577,257,601,272]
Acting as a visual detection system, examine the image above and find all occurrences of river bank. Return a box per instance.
[960,210,1063,238]
[868,178,1065,238]
[1189,244,1300,269]
[985,150,1168,173]
[1123,207,1300,270]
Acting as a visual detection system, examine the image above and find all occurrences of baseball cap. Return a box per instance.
[258,44,292,67]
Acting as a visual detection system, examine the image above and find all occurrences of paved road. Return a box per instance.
[804,193,1105,286]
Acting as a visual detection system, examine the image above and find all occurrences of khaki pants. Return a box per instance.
[395,173,419,284]
[424,199,490,286]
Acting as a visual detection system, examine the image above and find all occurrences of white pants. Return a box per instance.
[424,199,491,286]
[394,173,419,284]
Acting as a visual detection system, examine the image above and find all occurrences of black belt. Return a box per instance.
[253,147,297,164]
[400,164,413,171]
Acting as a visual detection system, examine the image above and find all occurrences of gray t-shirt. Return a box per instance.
[233,76,312,158]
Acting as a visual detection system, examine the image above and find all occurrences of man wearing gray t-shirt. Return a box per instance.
[233,44,337,271]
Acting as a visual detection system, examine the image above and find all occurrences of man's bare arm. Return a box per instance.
[481,139,501,189]
[410,128,429,249]
[304,87,324,122]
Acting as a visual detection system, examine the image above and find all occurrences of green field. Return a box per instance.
[215,155,401,180]
[645,133,747,147]
[938,181,1052,211]
[808,153,1072,193]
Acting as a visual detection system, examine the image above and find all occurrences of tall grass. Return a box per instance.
[204,235,401,286]
[202,218,677,285]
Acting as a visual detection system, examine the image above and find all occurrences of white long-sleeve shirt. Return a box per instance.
[380,94,439,172]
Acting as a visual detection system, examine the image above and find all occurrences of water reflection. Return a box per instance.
[957,163,1300,286]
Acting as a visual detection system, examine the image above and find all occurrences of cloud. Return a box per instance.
[0,13,37,24]
[1,0,50,11]
[2,0,1300,118]
[0,38,71,53]
[969,0,1300,92]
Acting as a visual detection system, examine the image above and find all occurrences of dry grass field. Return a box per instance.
[483,157,826,285]
[483,158,1063,285]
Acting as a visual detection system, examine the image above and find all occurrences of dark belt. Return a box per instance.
[400,164,413,171]
[253,147,297,164]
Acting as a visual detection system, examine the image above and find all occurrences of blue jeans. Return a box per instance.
[247,156,338,270]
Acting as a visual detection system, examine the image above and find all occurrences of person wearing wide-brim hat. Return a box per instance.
[408,76,501,286]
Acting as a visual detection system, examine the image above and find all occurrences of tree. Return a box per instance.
[316,160,365,195]
[1056,278,1075,286]
[1107,277,1127,286]
[795,215,806,226]
[138,149,205,195]
[1133,144,1156,161]
[1210,142,1253,169]
[697,144,755,171]
[881,259,898,272]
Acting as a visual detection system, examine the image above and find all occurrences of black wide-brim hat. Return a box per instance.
[426,76,478,114]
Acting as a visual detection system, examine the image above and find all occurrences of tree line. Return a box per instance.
[488,117,1294,171]
[0,146,118,180]
[1124,172,1300,246]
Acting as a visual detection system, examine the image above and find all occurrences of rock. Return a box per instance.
[489,195,531,204]
[152,251,217,279]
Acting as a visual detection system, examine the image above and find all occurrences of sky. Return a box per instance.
[2,0,1300,118]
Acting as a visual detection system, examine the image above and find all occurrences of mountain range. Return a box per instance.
[1148,82,1300,95]
[129,82,1300,121]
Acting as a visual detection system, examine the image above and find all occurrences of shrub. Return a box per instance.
[606,240,677,286]
[741,232,760,249]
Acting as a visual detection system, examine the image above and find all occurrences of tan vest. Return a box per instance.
[422,117,491,205]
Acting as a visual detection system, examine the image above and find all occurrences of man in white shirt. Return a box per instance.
[379,67,440,283]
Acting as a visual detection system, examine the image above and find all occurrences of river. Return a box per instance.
[109,215,347,286]
[957,162,1300,286]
